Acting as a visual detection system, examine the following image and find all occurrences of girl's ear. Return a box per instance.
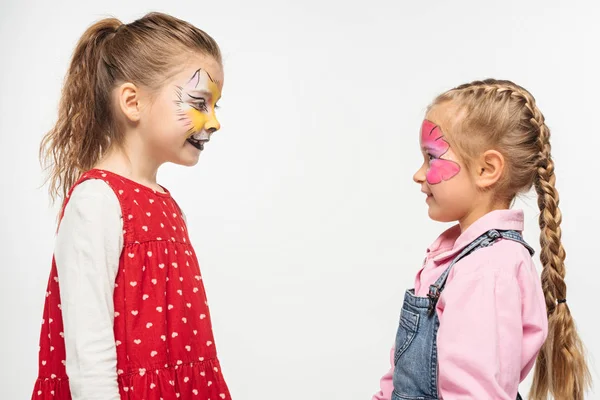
[115,82,141,123]
[472,149,505,189]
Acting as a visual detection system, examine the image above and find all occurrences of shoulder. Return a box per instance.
[450,238,537,281]
[71,178,118,198]
[63,179,122,220]
[56,179,124,254]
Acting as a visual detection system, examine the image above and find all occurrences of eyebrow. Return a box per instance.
[186,89,212,99]
[421,136,444,148]
[185,90,222,107]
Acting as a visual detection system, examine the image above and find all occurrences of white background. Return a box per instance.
[1,0,599,398]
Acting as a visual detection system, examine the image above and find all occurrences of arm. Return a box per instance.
[55,179,123,400]
[372,347,395,400]
[436,269,522,400]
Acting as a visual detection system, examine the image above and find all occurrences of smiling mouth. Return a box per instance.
[187,136,207,151]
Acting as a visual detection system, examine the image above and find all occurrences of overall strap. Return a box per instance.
[427,229,534,315]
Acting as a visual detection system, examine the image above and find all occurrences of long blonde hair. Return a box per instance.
[40,12,222,202]
[430,79,590,400]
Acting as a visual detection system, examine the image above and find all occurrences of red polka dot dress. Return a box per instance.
[32,169,231,400]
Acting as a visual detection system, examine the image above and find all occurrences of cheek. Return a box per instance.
[426,159,461,185]
[432,176,473,206]
[186,109,208,132]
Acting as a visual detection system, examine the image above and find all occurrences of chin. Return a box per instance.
[173,153,201,167]
[182,159,200,167]
[427,206,458,223]
[182,156,201,167]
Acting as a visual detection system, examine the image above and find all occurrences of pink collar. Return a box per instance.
[427,209,526,263]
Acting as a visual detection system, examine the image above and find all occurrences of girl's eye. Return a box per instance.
[427,153,436,161]
[191,101,208,112]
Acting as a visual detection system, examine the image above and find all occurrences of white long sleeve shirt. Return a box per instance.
[54,179,123,400]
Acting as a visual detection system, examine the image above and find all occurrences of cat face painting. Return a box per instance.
[175,68,222,151]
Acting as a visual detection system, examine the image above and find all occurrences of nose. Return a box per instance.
[413,162,427,184]
[205,111,221,134]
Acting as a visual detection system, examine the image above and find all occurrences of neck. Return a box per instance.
[459,197,510,232]
[95,135,163,191]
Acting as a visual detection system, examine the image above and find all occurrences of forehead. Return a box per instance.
[175,55,224,93]
[425,103,451,129]
[425,101,469,131]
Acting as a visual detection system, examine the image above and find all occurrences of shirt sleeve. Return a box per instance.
[372,347,395,400]
[54,179,123,400]
[436,267,523,400]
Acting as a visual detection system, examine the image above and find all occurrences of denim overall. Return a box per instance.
[392,229,534,400]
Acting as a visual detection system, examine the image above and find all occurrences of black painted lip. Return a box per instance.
[186,138,204,150]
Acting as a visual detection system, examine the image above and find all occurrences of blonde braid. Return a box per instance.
[528,97,590,400]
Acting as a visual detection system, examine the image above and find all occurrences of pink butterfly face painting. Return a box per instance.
[420,120,461,185]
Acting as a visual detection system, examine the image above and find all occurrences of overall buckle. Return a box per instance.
[427,284,441,316]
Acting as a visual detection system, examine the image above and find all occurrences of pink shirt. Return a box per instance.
[373,209,548,400]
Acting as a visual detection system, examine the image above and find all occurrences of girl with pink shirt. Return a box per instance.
[372,79,590,400]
